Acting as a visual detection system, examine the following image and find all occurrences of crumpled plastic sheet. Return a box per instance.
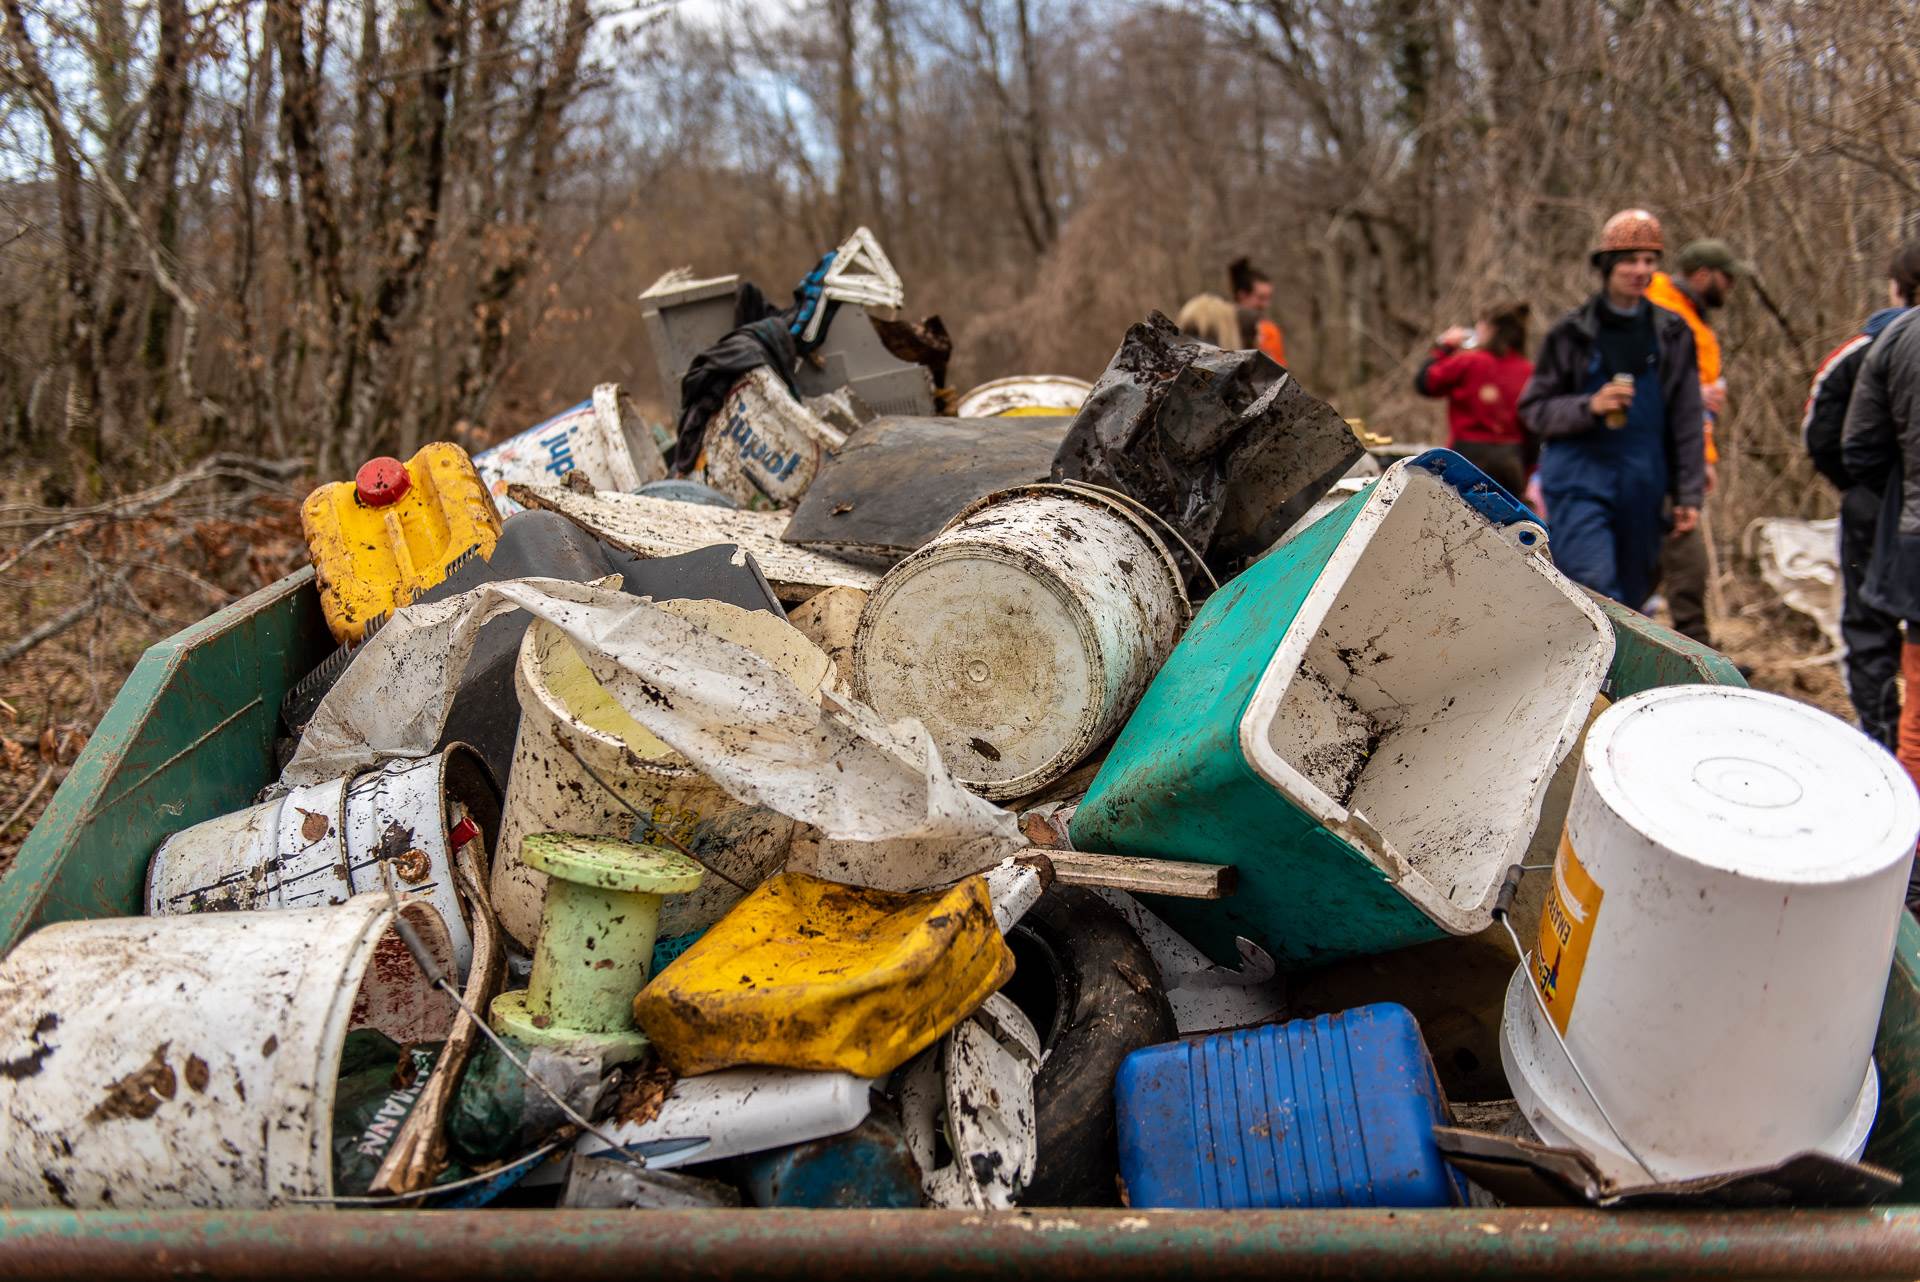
[1743,516,1842,656]
[285,578,1019,888]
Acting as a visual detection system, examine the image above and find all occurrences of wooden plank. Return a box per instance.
[510,485,881,598]
[1045,850,1236,900]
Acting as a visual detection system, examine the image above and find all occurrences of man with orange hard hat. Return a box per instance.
[1519,210,1707,611]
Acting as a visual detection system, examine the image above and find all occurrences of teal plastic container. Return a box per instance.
[1071,451,1614,968]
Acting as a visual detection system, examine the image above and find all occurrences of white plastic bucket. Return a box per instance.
[852,483,1188,801]
[1500,684,1919,1186]
[0,894,456,1208]
[698,368,848,509]
[144,747,498,977]
[476,383,666,515]
[954,375,1093,419]
[491,598,834,952]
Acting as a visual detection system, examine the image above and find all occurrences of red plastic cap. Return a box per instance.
[355,457,411,507]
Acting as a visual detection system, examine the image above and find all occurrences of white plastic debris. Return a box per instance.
[899,993,1041,1209]
[284,578,1020,890]
[1744,516,1842,658]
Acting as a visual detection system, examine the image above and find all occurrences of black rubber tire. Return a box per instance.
[1000,885,1176,1206]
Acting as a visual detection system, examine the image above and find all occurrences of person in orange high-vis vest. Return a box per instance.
[1230,257,1288,366]
[1647,238,1748,647]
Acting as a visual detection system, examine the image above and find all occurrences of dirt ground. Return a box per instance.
[0,482,1869,878]
[0,467,307,875]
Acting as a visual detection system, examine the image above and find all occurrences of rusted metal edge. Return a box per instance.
[2,1208,1918,1280]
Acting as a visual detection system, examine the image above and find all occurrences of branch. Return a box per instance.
[71,136,226,425]
[0,568,132,668]
[0,453,303,529]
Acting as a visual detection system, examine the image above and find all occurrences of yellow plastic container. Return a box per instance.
[301,443,502,642]
[632,871,1013,1078]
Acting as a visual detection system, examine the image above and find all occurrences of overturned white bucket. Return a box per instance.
[852,483,1188,801]
[0,894,456,1208]
[1501,685,1918,1186]
[491,597,834,952]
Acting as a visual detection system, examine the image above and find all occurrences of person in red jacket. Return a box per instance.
[1415,299,1534,495]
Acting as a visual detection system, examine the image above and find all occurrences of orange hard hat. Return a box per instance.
[1591,209,1665,263]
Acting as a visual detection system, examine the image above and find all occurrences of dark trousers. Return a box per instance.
[1452,442,1527,499]
[1660,522,1712,647]
[1843,485,1902,749]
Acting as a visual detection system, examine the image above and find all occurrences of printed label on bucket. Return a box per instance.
[1535,831,1603,1034]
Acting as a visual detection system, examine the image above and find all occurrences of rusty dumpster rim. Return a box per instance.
[3,1207,1920,1280]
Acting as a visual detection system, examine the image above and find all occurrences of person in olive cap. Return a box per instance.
[1519,209,1706,610]
[1647,238,1750,646]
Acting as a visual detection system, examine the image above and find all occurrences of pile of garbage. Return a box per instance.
[2,230,1915,1216]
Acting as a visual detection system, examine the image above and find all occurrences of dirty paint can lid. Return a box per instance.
[355,457,412,507]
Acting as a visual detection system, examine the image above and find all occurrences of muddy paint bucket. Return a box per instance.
[954,375,1093,419]
[0,894,457,1208]
[476,383,666,515]
[491,598,834,952]
[852,484,1188,802]
[699,368,848,509]
[1500,685,1918,1186]
[144,747,500,978]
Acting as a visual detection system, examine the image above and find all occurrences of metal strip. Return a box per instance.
[2,1208,1917,1279]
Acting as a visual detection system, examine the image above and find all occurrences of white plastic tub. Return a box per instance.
[491,598,834,952]
[1501,684,1919,1186]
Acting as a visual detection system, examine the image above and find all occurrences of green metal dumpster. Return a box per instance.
[3,570,1920,1279]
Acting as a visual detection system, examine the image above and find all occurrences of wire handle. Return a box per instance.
[1490,874,1664,1184]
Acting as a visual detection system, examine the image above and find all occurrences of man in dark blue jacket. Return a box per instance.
[1843,284,1920,802]
[1803,241,1919,748]
[1519,210,1706,610]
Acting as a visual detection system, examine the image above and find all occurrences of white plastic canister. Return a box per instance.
[1500,684,1918,1185]
[475,383,666,514]
[698,368,848,509]
[0,894,456,1208]
[853,484,1188,801]
[491,598,834,952]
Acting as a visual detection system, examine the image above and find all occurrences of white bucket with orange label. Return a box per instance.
[1499,684,1918,1186]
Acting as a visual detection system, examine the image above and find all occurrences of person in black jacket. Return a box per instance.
[1803,242,1919,749]
[1843,298,1920,795]
[1518,210,1706,609]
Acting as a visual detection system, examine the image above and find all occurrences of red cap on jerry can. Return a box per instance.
[355,457,411,507]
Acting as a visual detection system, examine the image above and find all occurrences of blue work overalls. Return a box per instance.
[1538,347,1668,609]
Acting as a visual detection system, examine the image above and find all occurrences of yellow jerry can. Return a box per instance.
[301,443,502,643]
[633,871,1014,1078]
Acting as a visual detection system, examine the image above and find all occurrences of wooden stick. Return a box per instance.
[1044,850,1236,900]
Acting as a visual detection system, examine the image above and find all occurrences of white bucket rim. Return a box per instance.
[1498,963,1880,1189]
[954,375,1093,418]
[517,602,831,778]
[1581,684,1920,886]
[941,482,1192,625]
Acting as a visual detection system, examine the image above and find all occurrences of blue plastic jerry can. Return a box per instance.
[1114,1002,1469,1209]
